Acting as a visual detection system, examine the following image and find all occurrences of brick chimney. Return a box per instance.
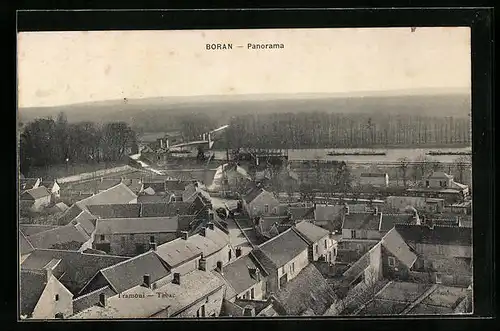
[98,293,107,307]
[198,254,207,271]
[216,261,223,274]
[173,272,181,285]
[180,231,189,240]
[149,242,157,251]
[200,227,207,237]
[243,305,256,317]
[236,247,242,258]
[143,274,151,288]
[207,222,214,230]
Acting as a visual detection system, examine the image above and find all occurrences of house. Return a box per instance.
[393,224,472,287]
[75,183,138,211]
[155,223,234,274]
[21,249,129,297]
[293,221,337,263]
[70,269,225,318]
[423,172,469,198]
[341,209,383,252]
[212,251,268,302]
[222,296,284,317]
[314,203,345,230]
[252,228,310,293]
[379,228,418,281]
[207,163,251,192]
[20,231,35,263]
[20,178,41,191]
[253,216,290,240]
[93,216,181,256]
[41,180,61,201]
[121,178,144,195]
[27,223,94,251]
[182,182,212,204]
[274,263,338,316]
[20,187,52,211]
[56,204,86,226]
[137,194,174,204]
[444,201,472,215]
[20,269,73,319]
[359,173,389,188]
[86,202,199,219]
[78,250,172,296]
[386,196,445,213]
[242,187,280,219]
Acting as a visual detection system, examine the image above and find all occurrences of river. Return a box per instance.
[211,147,471,163]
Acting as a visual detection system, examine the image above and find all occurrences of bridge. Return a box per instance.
[167,124,229,151]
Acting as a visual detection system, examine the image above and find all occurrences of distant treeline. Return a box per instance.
[19,112,137,174]
[220,112,471,149]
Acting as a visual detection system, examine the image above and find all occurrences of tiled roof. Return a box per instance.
[257,228,309,269]
[314,204,343,221]
[258,216,289,234]
[394,224,472,246]
[143,181,166,193]
[19,231,34,256]
[99,251,171,293]
[137,194,172,204]
[165,180,190,192]
[76,183,137,210]
[218,253,265,296]
[20,224,60,237]
[342,212,382,231]
[70,210,97,236]
[379,214,416,232]
[20,270,47,317]
[73,286,117,314]
[20,186,51,200]
[87,204,141,219]
[141,202,194,217]
[293,221,330,244]
[41,180,57,190]
[21,249,129,295]
[27,224,90,250]
[97,179,122,192]
[381,228,417,268]
[289,206,315,220]
[275,264,338,315]
[57,204,85,226]
[95,216,179,235]
[71,269,224,319]
[243,188,264,204]
[54,202,69,212]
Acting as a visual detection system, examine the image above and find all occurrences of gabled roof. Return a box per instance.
[243,188,265,204]
[72,286,117,314]
[256,228,309,269]
[20,178,40,190]
[19,231,34,256]
[20,224,60,237]
[314,204,343,221]
[394,224,472,246]
[70,210,97,236]
[216,252,267,296]
[428,171,454,179]
[143,181,166,193]
[57,204,85,226]
[293,221,330,244]
[27,224,90,250]
[21,249,129,295]
[381,228,417,268]
[342,212,382,231]
[41,180,58,190]
[71,269,224,319]
[95,216,179,235]
[87,204,141,219]
[20,186,51,200]
[76,183,137,210]
[20,270,47,317]
[96,179,122,192]
[257,216,289,235]
[275,264,338,316]
[289,206,315,220]
[379,214,416,232]
[99,251,171,293]
[165,180,190,192]
[142,202,194,217]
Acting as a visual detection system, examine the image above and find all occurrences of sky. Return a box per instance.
[17,27,471,108]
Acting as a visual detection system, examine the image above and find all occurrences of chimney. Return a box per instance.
[149,242,157,251]
[344,204,349,215]
[372,206,378,215]
[166,138,170,148]
[199,254,207,271]
[180,231,189,240]
[45,267,52,281]
[98,293,107,307]
[207,222,214,230]
[143,274,151,288]
[236,247,242,258]
[209,212,214,221]
[200,227,207,237]
[243,305,256,317]
[216,261,223,274]
[176,208,180,215]
[173,272,180,285]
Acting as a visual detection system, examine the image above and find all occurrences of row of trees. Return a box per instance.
[20,112,137,174]
[222,112,471,149]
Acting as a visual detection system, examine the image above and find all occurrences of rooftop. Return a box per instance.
[379,213,416,232]
[394,224,472,246]
[76,183,137,210]
[20,224,60,237]
[293,221,330,244]
[381,228,417,269]
[95,216,179,235]
[257,228,309,269]
[243,187,265,204]
[20,186,51,200]
[20,270,48,317]
[342,212,382,231]
[27,224,90,250]
[216,252,266,296]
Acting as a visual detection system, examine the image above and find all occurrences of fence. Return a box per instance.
[57,165,135,184]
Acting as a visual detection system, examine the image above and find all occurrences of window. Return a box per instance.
[351,230,357,239]
[443,181,447,187]
[324,240,328,249]
[100,235,105,241]
[315,245,319,254]
[426,180,430,187]
[264,204,269,213]
[388,256,396,267]
[250,288,255,299]
[55,294,59,301]
[435,273,442,284]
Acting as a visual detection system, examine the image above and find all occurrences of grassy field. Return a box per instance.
[24,160,128,180]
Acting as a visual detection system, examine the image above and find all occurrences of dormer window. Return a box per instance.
[55,294,59,301]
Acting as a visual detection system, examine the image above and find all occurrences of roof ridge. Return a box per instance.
[100,250,156,272]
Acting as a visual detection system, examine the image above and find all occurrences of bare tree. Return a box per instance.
[397,157,410,187]
[454,155,471,184]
